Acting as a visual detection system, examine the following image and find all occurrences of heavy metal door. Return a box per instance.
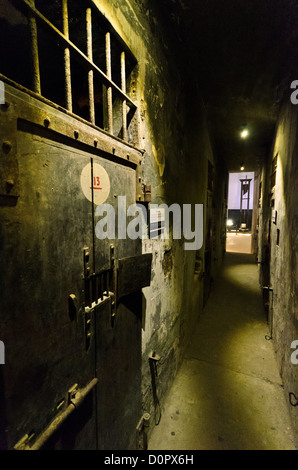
[261,157,277,333]
[0,85,151,450]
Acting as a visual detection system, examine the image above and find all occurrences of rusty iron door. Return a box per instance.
[0,85,151,450]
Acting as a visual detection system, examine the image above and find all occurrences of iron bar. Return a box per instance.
[29,378,98,450]
[0,74,143,159]
[100,273,104,300]
[86,7,95,124]
[16,0,136,110]
[121,51,128,141]
[105,32,113,134]
[14,378,98,450]
[28,0,41,94]
[62,0,72,112]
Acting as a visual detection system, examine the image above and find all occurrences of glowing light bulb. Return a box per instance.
[240,129,249,139]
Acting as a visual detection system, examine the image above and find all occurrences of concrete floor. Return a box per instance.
[226,232,252,254]
[148,252,297,450]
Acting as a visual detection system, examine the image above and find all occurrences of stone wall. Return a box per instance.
[258,98,298,435]
[95,0,227,438]
[0,0,228,448]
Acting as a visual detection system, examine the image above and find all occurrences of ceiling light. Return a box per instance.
[240,129,249,139]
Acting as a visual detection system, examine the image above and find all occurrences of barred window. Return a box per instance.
[0,0,138,143]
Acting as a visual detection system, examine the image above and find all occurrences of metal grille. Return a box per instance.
[1,0,137,142]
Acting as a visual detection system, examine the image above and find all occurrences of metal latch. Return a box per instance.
[82,246,152,331]
[83,245,117,338]
[14,378,98,450]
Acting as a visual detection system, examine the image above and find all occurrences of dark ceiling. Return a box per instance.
[160,0,298,172]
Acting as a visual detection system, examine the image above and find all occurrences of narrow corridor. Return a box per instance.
[148,253,297,450]
[1,0,298,450]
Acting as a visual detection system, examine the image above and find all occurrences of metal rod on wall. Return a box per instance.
[105,32,113,134]
[62,0,72,112]
[18,0,136,110]
[28,0,41,94]
[121,51,128,141]
[86,7,95,124]
[14,379,99,450]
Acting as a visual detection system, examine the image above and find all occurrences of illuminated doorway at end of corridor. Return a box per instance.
[226,171,255,254]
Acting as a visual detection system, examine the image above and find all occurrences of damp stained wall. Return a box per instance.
[95,0,228,436]
[258,99,298,436]
[0,0,228,448]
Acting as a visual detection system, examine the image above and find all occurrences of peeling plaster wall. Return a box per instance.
[96,1,227,438]
[258,100,298,435]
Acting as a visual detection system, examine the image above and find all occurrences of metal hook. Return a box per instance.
[289,392,298,407]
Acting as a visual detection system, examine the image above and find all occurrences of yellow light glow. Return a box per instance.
[240,129,249,139]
